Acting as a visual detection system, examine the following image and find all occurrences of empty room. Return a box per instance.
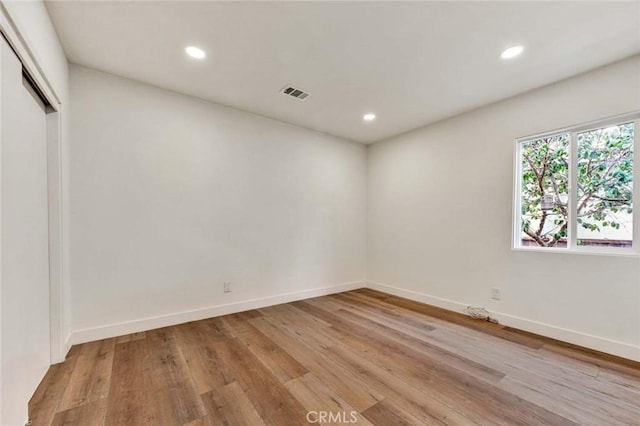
[1,1,639,425]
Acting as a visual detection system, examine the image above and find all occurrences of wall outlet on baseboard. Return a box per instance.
[224,281,232,293]
[491,288,501,300]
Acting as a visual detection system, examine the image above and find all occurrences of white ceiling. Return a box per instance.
[46,1,640,143]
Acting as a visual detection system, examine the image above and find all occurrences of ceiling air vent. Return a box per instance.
[281,85,311,101]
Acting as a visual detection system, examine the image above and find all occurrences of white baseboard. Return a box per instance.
[63,335,73,359]
[70,281,366,346]
[490,311,640,362]
[67,279,640,362]
[366,281,469,314]
[366,281,640,362]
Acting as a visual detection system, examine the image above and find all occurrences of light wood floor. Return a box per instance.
[29,289,640,425]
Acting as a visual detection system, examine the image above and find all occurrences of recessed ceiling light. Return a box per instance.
[500,45,524,60]
[363,113,376,121]
[186,46,206,59]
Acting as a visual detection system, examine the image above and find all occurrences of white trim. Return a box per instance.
[512,138,521,249]
[367,280,468,314]
[66,279,640,362]
[511,246,640,258]
[633,119,640,252]
[46,110,65,364]
[0,3,61,107]
[70,281,366,346]
[491,311,640,362]
[365,281,640,362]
[569,130,577,248]
[62,335,72,359]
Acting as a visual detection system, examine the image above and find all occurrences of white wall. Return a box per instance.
[69,65,367,342]
[0,1,69,424]
[368,55,640,360]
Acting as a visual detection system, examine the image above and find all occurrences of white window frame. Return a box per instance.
[513,111,640,256]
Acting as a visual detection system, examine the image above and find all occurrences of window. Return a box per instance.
[514,113,639,253]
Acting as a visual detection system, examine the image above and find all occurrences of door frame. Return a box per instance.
[0,3,67,364]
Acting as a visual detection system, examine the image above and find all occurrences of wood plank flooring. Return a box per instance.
[29,289,640,425]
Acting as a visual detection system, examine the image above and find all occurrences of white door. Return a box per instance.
[1,37,51,425]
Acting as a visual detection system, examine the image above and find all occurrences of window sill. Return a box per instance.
[511,246,640,258]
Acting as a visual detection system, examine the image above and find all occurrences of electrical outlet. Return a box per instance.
[224,281,232,293]
[491,288,501,300]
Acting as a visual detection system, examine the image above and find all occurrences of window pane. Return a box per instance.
[520,134,570,247]
[577,123,633,248]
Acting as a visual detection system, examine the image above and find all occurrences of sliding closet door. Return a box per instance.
[1,36,51,425]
